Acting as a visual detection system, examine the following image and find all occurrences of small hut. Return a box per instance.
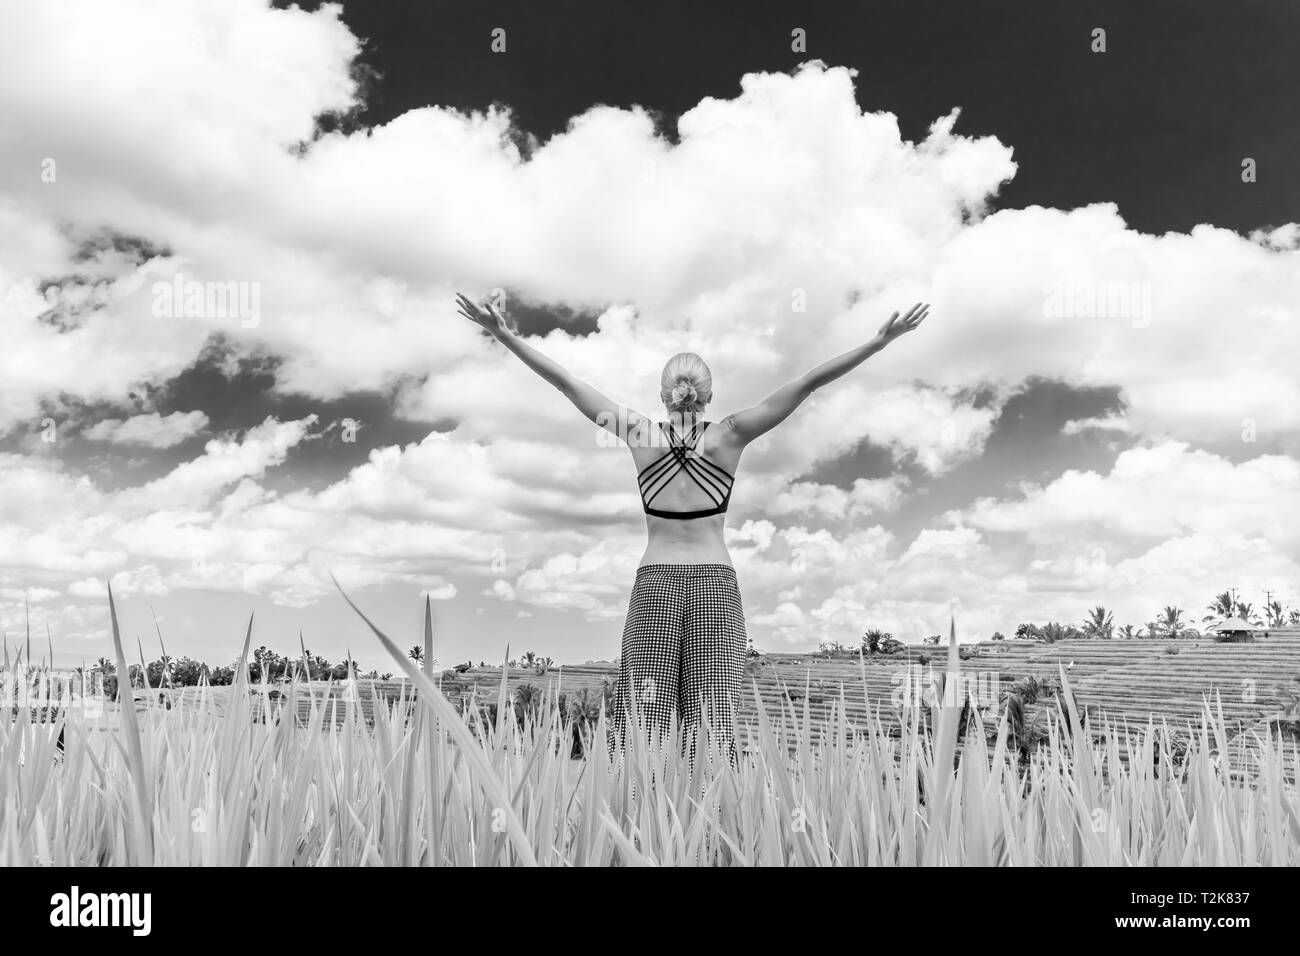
[1208,617,1259,642]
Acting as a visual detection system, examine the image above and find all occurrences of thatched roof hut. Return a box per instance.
[1209,616,1258,635]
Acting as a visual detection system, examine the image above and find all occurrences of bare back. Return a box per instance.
[627,415,747,567]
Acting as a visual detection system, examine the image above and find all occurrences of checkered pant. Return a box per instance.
[608,563,748,762]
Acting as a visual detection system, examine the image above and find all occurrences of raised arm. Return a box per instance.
[455,293,649,438]
[723,302,930,444]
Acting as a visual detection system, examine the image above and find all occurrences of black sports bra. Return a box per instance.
[637,420,735,520]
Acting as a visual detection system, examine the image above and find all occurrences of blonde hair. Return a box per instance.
[660,352,712,414]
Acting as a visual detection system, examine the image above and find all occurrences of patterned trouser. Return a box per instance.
[608,563,748,763]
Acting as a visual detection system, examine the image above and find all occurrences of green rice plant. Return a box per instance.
[1004,675,1058,705]
[0,593,1298,866]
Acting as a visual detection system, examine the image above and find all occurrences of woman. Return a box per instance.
[455,293,929,760]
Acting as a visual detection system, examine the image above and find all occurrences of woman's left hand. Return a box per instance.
[874,302,930,345]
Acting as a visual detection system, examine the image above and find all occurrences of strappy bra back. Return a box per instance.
[637,420,735,520]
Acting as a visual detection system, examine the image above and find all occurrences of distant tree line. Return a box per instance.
[88,641,563,694]
[91,645,396,694]
[849,589,1300,650]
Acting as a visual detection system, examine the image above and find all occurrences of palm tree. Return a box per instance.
[1235,602,1261,625]
[1118,624,1137,640]
[1203,591,1235,624]
[95,656,115,673]
[1266,600,1286,627]
[1158,606,1186,639]
[1290,610,1300,626]
[1081,606,1115,640]
[1039,622,1074,644]
[407,645,424,665]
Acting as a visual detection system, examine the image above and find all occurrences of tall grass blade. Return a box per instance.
[106,584,153,861]
[423,595,434,678]
[330,574,539,866]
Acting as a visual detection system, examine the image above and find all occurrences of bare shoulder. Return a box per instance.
[624,409,658,448]
[711,413,747,446]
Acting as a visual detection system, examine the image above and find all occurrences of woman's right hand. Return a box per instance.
[456,293,512,337]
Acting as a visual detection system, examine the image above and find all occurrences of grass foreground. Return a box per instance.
[1,589,1298,866]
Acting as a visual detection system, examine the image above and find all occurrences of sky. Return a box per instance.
[1,0,1298,671]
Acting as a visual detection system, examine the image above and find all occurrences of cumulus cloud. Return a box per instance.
[1062,412,1132,436]
[68,564,168,599]
[769,476,908,519]
[958,441,1300,549]
[83,410,209,448]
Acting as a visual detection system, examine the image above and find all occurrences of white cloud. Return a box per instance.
[68,564,167,599]
[769,476,908,519]
[1062,412,1132,436]
[486,579,516,600]
[0,586,59,602]
[83,410,209,447]
[958,441,1300,548]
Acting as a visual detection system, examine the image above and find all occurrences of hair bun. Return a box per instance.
[659,353,711,411]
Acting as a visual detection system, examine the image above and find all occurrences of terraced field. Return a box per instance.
[160,629,1300,759]
[431,628,1300,750]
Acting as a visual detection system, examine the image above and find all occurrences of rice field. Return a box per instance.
[1,589,1298,866]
